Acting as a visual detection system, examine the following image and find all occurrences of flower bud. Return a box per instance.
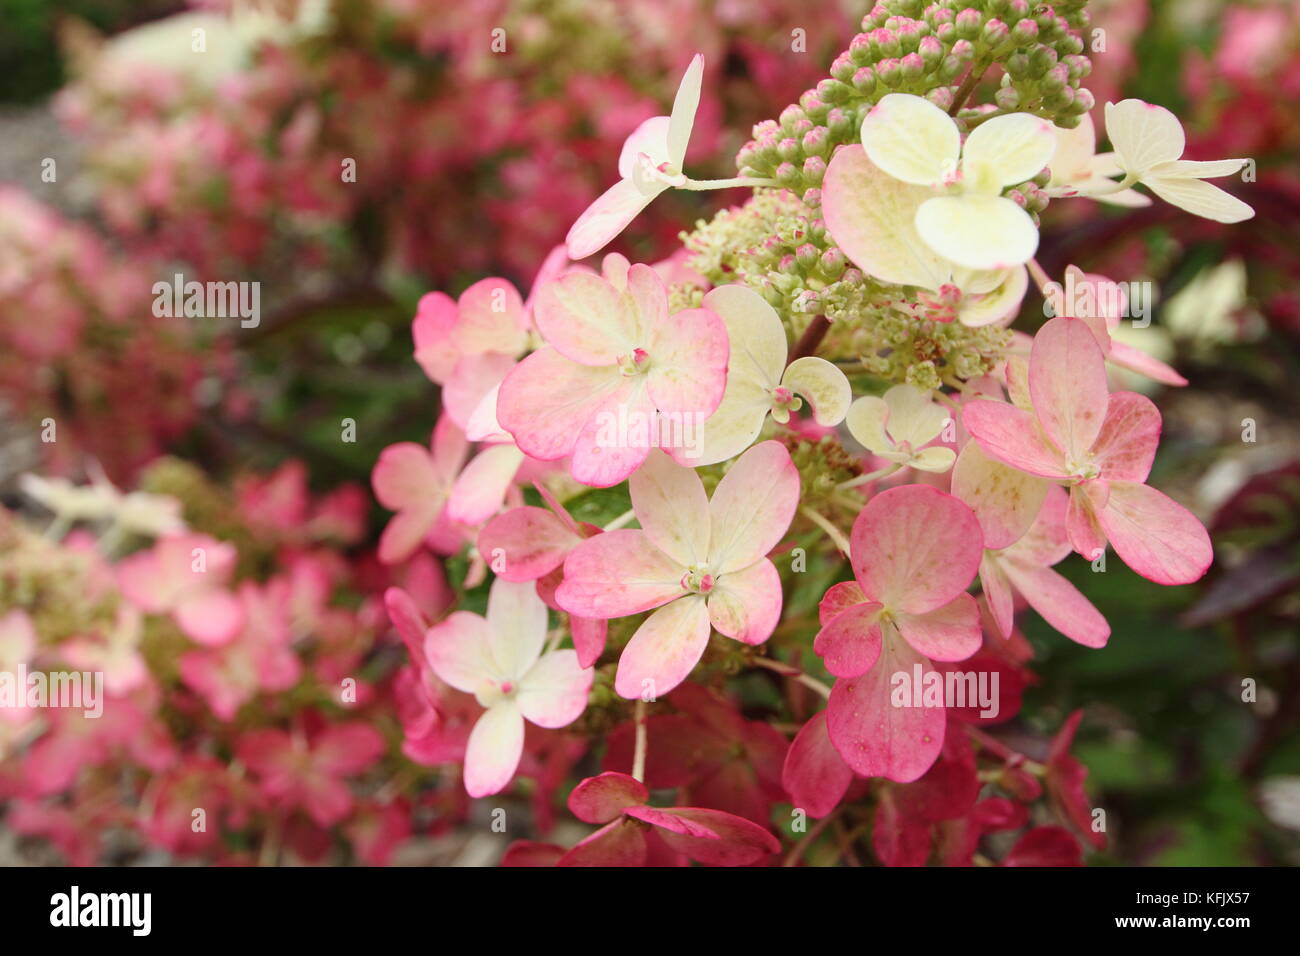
[802,126,831,157]
[816,78,851,105]
[1011,18,1039,45]
[778,105,807,132]
[851,67,877,94]
[918,35,944,71]
[955,8,983,41]
[830,52,857,83]
[802,187,822,208]
[872,27,901,58]
[982,18,1011,52]
[994,86,1021,110]
[899,52,925,82]
[849,32,874,65]
[795,243,820,271]
[777,137,801,162]
[820,246,847,280]
[775,162,801,189]
[802,156,827,187]
[875,57,903,87]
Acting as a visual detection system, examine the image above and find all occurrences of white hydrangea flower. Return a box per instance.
[1103,99,1254,223]
[859,93,1056,270]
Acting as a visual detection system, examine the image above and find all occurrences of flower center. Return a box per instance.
[681,565,715,594]
[769,386,802,423]
[618,348,650,376]
[475,678,516,709]
[1066,458,1100,482]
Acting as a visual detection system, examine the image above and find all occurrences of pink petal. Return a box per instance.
[558,819,648,866]
[645,308,729,417]
[980,554,1015,639]
[464,703,525,797]
[850,485,983,615]
[707,558,783,645]
[313,724,387,775]
[783,712,854,818]
[1029,316,1109,463]
[442,353,515,431]
[818,581,868,624]
[371,441,439,511]
[565,179,658,261]
[1091,391,1160,482]
[813,601,884,678]
[1066,482,1108,561]
[378,506,441,566]
[533,270,639,364]
[567,771,648,824]
[517,649,593,728]
[950,440,1049,550]
[174,590,245,646]
[827,633,946,782]
[447,443,525,526]
[1003,826,1082,867]
[570,616,608,669]
[625,806,780,865]
[613,596,711,700]
[629,449,710,566]
[411,291,458,383]
[1097,480,1213,585]
[961,398,1069,479]
[706,440,800,574]
[496,347,624,462]
[453,277,527,357]
[1002,559,1110,648]
[423,610,495,693]
[556,529,685,619]
[477,506,581,583]
[894,592,982,662]
[568,382,654,487]
[1108,340,1188,386]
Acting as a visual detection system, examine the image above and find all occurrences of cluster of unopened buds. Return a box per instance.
[375,0,1250,866]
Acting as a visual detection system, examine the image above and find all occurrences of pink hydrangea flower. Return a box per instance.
[61,605,150,695]
[565,55,704,259]
[962,315,1213,585]
[556,441,798,698]
[951,442,1110,648]
[556,771,780,866]
[816,484,984,782]
[477,500,608,667]
[371,415,468,564]
[238,722,386,827]
[117,532,244,645]
[1042,265,1187,387]
[178,581,302,721]
[497,256,728,487]
[423,578,593,797]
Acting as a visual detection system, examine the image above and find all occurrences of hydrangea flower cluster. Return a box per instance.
[374,0,1252,865]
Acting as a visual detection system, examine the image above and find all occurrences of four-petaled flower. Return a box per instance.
[497,255,728,487]
[1103,99,1254,223]
[962,315,1213,585]
[815,485,984,782]
[693,285,850,465]
[423,578,593,797]
[845,384,955,474]
[556,442,799,698]
[858,93,1056,270]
